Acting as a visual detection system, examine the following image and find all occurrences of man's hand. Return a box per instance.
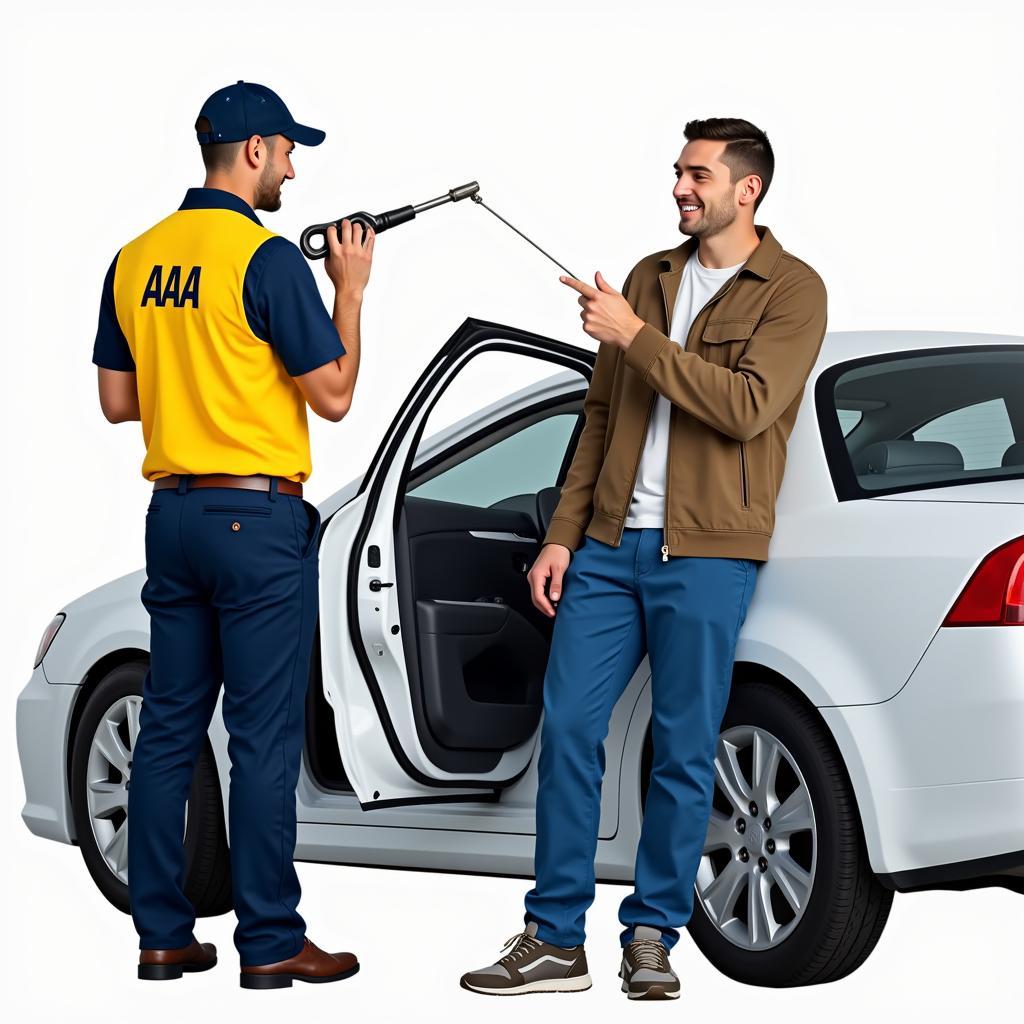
[528,543,572,618]
[325,218,374,298]
[561,271,645,350]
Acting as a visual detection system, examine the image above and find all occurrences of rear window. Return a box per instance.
[816,345,1024,499]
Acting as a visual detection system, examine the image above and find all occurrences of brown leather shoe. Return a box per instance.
[240,937,360,990]
[138,938,217,981]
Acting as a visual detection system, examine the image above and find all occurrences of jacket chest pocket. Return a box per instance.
[700,317,756,368]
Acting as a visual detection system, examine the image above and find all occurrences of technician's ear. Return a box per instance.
[245,134,266,168]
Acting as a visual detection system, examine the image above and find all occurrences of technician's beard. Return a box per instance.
[253,161,283,212]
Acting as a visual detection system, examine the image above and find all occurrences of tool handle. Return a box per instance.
[299,206,415,260]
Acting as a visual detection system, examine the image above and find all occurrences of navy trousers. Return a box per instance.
[127,477,321,967]
[523,527,758,951]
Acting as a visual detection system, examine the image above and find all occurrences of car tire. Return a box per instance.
[642,680,893,987]
[69,660,233,917]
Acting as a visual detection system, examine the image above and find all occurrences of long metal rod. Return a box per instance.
[471,194,578,280]
[413,192,457,214]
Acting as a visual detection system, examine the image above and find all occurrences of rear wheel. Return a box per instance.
[69,661,232,917]
[640,680,893,986]
[686,682,892,986]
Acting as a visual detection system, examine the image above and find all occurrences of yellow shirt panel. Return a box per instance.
[112,207,314,483]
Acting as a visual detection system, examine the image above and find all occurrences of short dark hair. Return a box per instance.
[683,117,774,211]
[194,116,244,173]
[194,116,277,173]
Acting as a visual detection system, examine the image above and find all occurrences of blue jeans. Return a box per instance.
[127,477,321,967]
[523,527,758,951]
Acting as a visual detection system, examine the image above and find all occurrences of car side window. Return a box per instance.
[911,397,1014,470]
[407,413,579,508]
[836,410,863,437]
[818,346,1024,499]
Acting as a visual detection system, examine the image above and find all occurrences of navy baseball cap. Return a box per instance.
[196,81,326,146]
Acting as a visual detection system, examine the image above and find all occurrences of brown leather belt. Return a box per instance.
[153,473,303,497]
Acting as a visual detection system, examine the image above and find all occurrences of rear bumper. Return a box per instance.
[877,849,1024,893]
[821,626,1024,876]
[16,665,78,844]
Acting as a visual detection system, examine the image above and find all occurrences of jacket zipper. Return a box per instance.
[660,266,744,562]
[662,407,671,561]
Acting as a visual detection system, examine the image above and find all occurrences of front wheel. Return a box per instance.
[69,661,232,917]
[686,682,893,986]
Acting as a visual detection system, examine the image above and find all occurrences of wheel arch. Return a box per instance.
[67,650,236,846]
[66,651,232,916]
[64,648,150,843]
[637,662,876,873]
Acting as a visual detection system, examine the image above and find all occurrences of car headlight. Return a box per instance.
[34,613,66,668]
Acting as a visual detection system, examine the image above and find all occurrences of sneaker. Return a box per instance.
[619,926,680,1000]
[460,921,592,996]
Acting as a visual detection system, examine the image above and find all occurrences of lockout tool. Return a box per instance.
[299,181,578,279]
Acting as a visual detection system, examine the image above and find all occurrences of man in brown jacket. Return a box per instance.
[461,118,827,1000]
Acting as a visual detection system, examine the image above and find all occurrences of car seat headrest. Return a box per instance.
[855,439,964,475]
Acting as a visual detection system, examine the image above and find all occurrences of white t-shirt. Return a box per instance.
[624,250,745,529]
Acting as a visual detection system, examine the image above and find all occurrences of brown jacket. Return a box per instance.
[543,224,828,562]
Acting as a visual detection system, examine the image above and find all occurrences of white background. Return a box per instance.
[3,0,1022,1019]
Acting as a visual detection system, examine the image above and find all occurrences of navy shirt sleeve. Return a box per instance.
[243,236,346,377]
[92,251,136,371]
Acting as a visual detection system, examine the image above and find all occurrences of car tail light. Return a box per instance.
[943,536,1024,626]
[34,613,66,667]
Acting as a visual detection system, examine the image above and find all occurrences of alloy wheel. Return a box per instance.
[84,694,188,884]
[695,725,817,951]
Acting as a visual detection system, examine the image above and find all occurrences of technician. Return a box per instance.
[92,81,373,989]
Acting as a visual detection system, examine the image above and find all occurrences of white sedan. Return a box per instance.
[17,320,1024,987]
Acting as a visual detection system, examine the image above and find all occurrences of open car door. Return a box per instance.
[317,318,594,808]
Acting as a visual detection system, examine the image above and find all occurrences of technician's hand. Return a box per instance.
[325,218,375,298]
[528,543,572,618]
[561,272,645,350]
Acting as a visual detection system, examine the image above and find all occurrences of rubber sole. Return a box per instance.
[622,980,680,1000]
[619,965,680,999]
[239,962,360,990]
[459,974,592,996]
[138,958,217,981]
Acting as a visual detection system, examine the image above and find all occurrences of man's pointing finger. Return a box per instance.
[560,275,598,299]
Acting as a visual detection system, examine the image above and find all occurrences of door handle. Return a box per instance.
[469,530,538,542]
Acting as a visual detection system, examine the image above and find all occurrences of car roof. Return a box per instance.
[816,330,1024,367]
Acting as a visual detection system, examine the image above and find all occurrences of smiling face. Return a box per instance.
[252,134,296,212]
[672,138,759,238]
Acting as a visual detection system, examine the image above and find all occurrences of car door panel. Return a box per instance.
[416,598,547,750]
[403,496,551,753]
[405,497,547,635]
[317,318,594,807]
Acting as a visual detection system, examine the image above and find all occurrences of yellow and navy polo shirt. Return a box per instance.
[91,187,345,482]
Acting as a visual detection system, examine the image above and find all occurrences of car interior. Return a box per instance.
[832,348,1024,493]
[393,399,585,776]
[305,393,587,791]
